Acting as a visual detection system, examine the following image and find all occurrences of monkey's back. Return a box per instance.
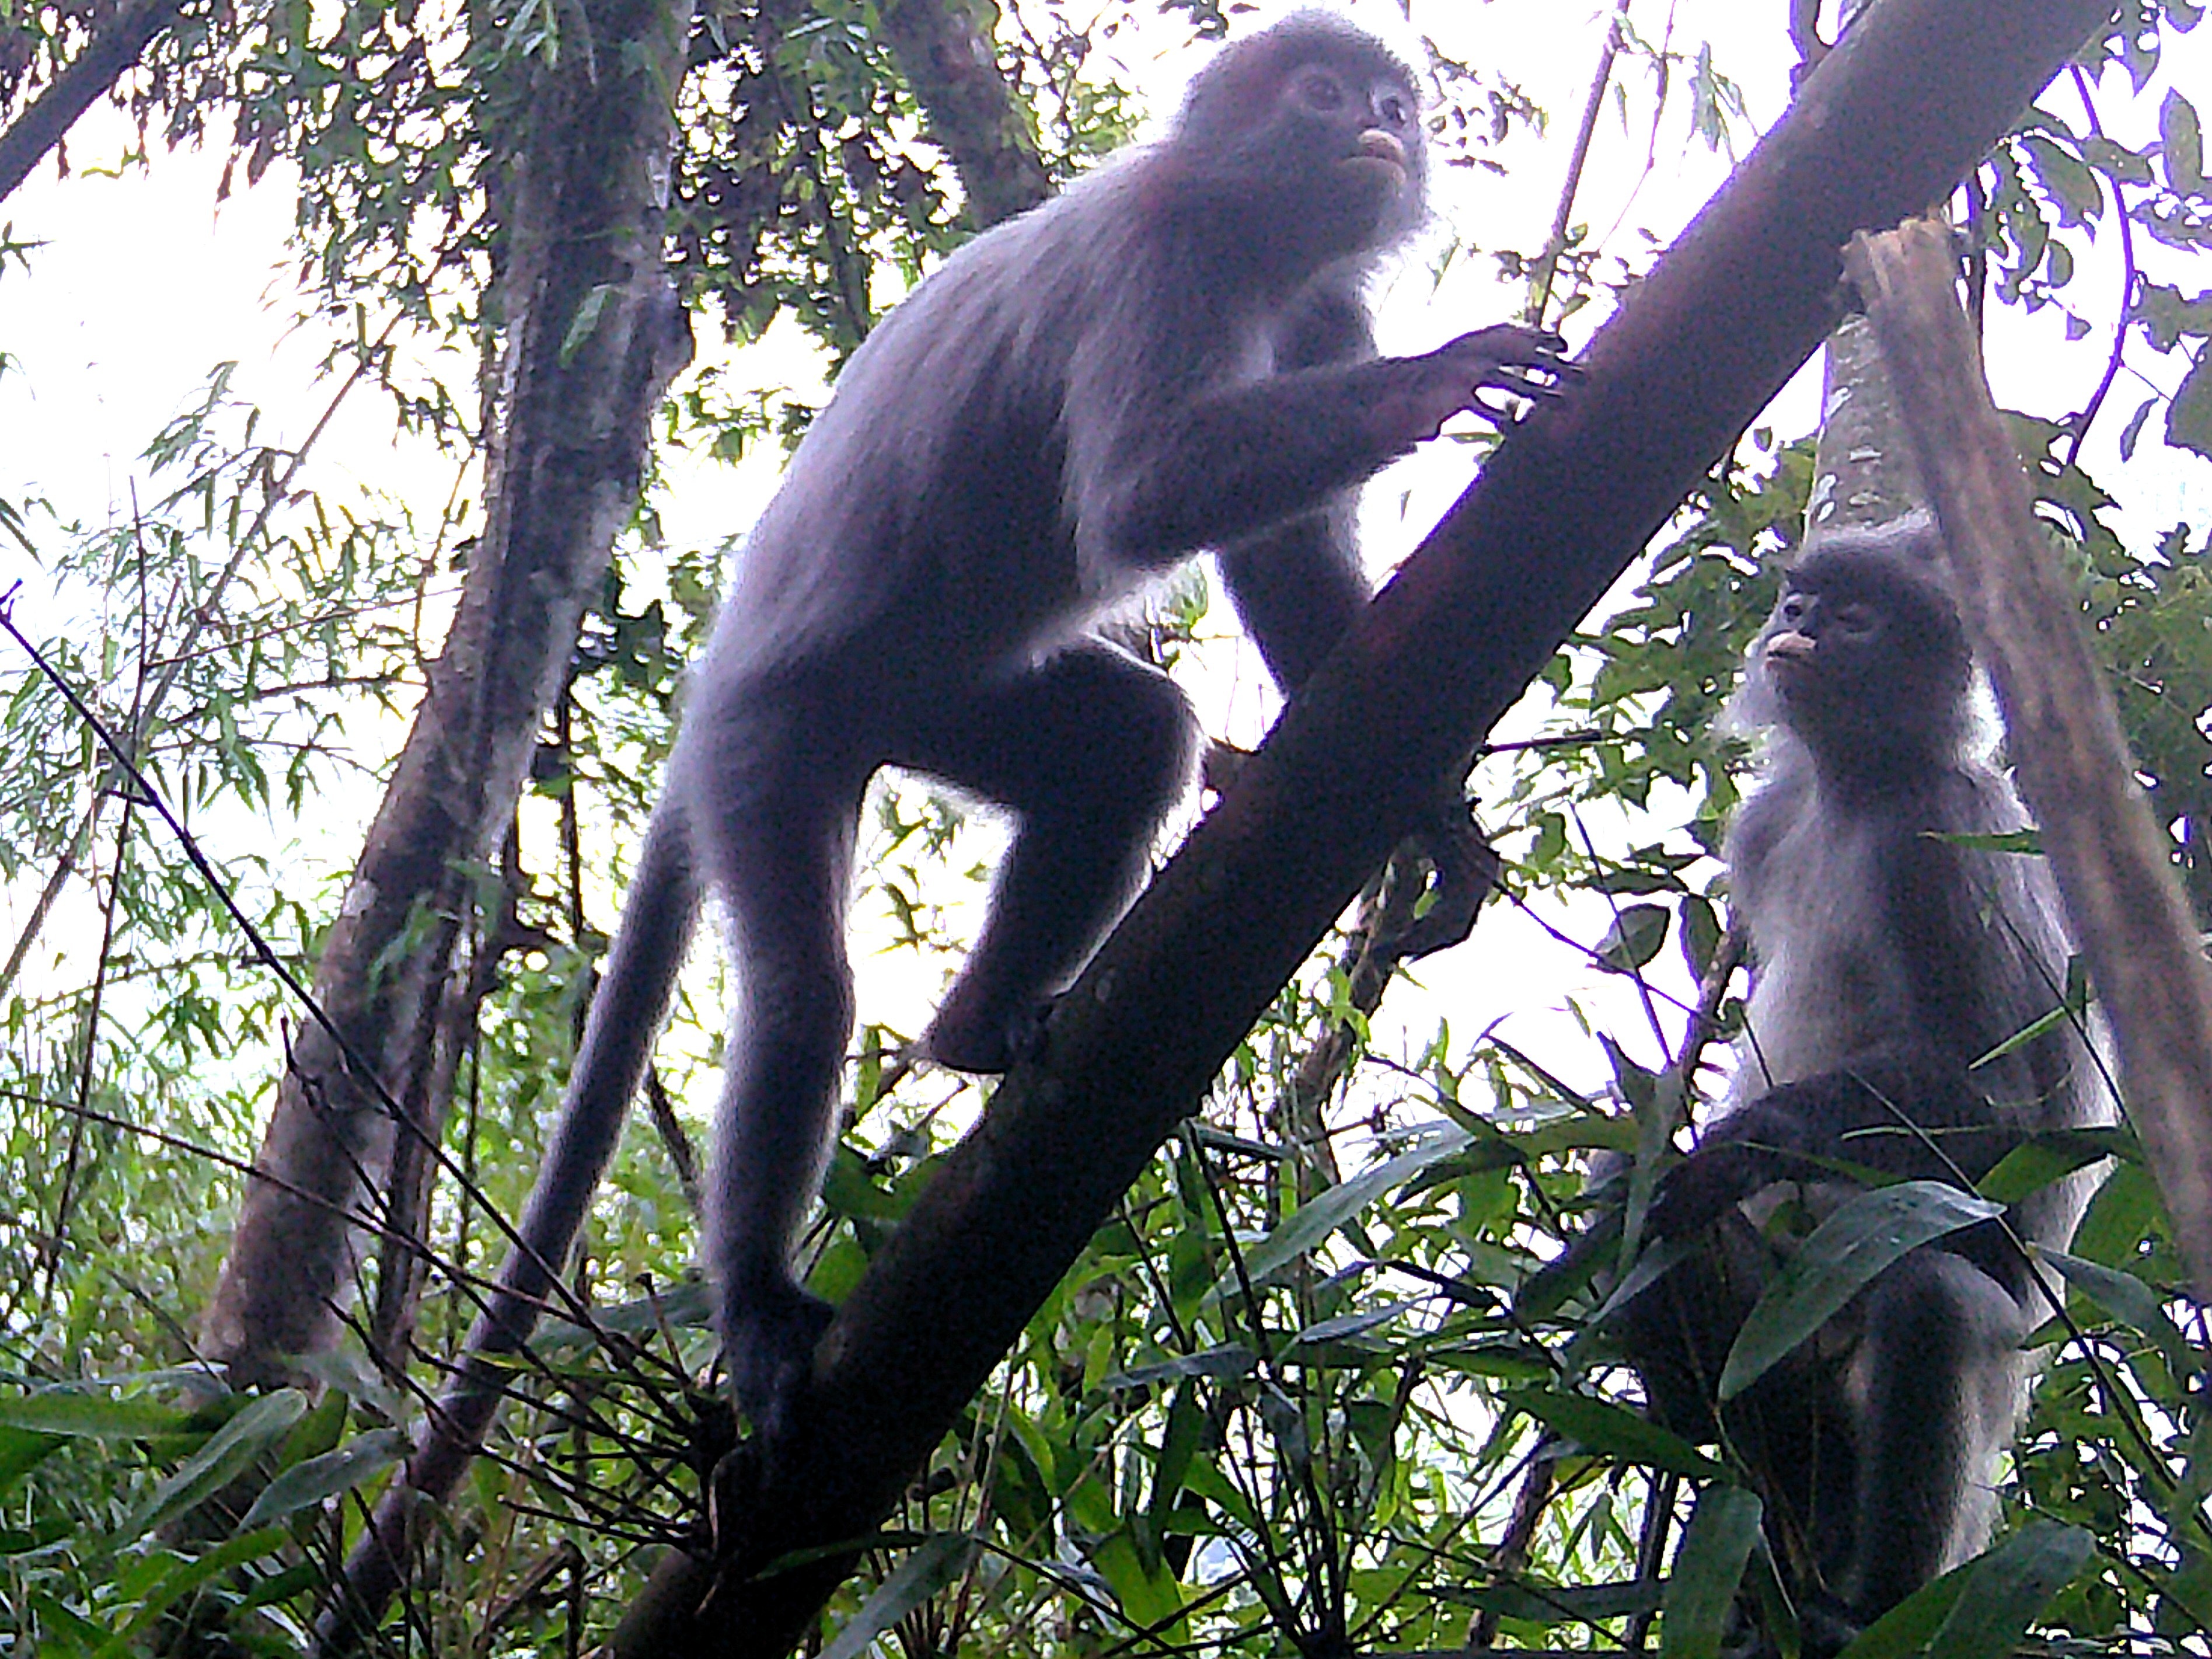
[702,156,1278,692]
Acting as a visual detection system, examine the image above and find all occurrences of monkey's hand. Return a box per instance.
[727,1282,835,1445]
[1380,325,1579,444]
[1645,1090,1824,1239]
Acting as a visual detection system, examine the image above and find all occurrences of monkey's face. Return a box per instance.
[1271,59,1428,244]
[1759,555,1970,753]
[1277,62,1419,192]
[1175,23,1429,254]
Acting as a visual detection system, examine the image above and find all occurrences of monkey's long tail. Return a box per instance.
[320,811,699,1648]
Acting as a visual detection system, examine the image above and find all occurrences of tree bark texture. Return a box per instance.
[1847,218,2212,1297]
[1809,311,1928,539]
[610,1,2120,1653]
[879,0,1049,228]
[200,0,697,1396]
[0,0,184,205]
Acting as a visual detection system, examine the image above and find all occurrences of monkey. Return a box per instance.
[1614,517,2111,1656]
[457,9,1578,1445]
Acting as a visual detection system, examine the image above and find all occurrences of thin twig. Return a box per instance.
[2063,64,2138,469]
[1527,1,1630,326]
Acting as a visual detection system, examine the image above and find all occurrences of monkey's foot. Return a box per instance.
[1792,1590,1864,1659]
[725,1284,835,1444]
[1389,805,1501,961]
[923,994,1049,1075]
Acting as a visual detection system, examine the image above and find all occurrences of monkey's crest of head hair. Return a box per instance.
[1168,9,1429,258]
[1730,511,1978,778]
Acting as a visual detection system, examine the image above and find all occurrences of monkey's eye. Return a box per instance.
[1830,602,1878,637]
[1778,594,1809,627]
[1373,86,1412,127]
[1297,69,1348,113]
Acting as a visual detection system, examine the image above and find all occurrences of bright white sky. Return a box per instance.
[2,0,2207,1114]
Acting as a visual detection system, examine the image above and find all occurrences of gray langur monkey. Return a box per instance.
[489,10,1578,1439]
[1619,518,2112,1655]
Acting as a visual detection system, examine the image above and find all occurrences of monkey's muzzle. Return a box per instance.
[1349,130,1409,193]
[1765,630,1816,665]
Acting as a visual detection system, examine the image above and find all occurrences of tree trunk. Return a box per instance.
[199,0,696,1393]
[608,0,2117,1651]
[1808,311,1928,539]
[1848,219,2212,1296]
[879,0,1049,228]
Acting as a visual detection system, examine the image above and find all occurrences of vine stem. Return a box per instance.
[1527,0,1631,326]
[2063,61,2138,470]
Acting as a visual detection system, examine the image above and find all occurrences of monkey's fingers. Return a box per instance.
[1508,330,1578,371]
[1467,392,1531,424]
[1480,367,1573,400]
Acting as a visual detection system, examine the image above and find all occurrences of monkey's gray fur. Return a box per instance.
[479,9,1575,1442]
[1622,514,2112,1655]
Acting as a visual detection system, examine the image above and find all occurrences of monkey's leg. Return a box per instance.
[897,643,1199,1072]
[685,720,868,1437]
[1621,1215,1855,1647]
[1844,1249,2027,1623]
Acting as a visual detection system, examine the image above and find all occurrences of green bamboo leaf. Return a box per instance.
[1838,1564,1968,1659]
[1513,1387,1727,1482]
[0,1392,192,1440]
[1596,902,1671,973]
[239,1427,408,1529]
[1445,1577,1663,1625]
[1660,1486,1763,1659]
[1976,1131,2113,1206]
[2168,347,2212,460]
[2036,1248,2197,1378]
[1208,1127,1469,1301]
[1147,1382,1203,1535]
[558,283,619,366]
[2162,88,2206,195]
[821,1533,979,1659]
[1721,1182,2001,1400]
[1101,1345,1257,1392]
[120,1389,308,1542]
[1927,1522,2094,1659]
[94,1528,291,1658]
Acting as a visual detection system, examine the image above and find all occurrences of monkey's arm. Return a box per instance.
[1217,286,1377,692]
[1080,323,1575,569]
[1649,1052,2029,1238]
[1214,290,1508,958]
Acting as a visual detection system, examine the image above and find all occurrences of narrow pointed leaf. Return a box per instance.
[820,1532,979,1659]
[1661,1485,1763,1659]
[1721,1182,2001,1400]
[1514,1387,1727,1481]
[1928,1522,2094,1659]
[1208,1128,1469,1300]
[120,1389,308,1542]
[239,1427,408,1529]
